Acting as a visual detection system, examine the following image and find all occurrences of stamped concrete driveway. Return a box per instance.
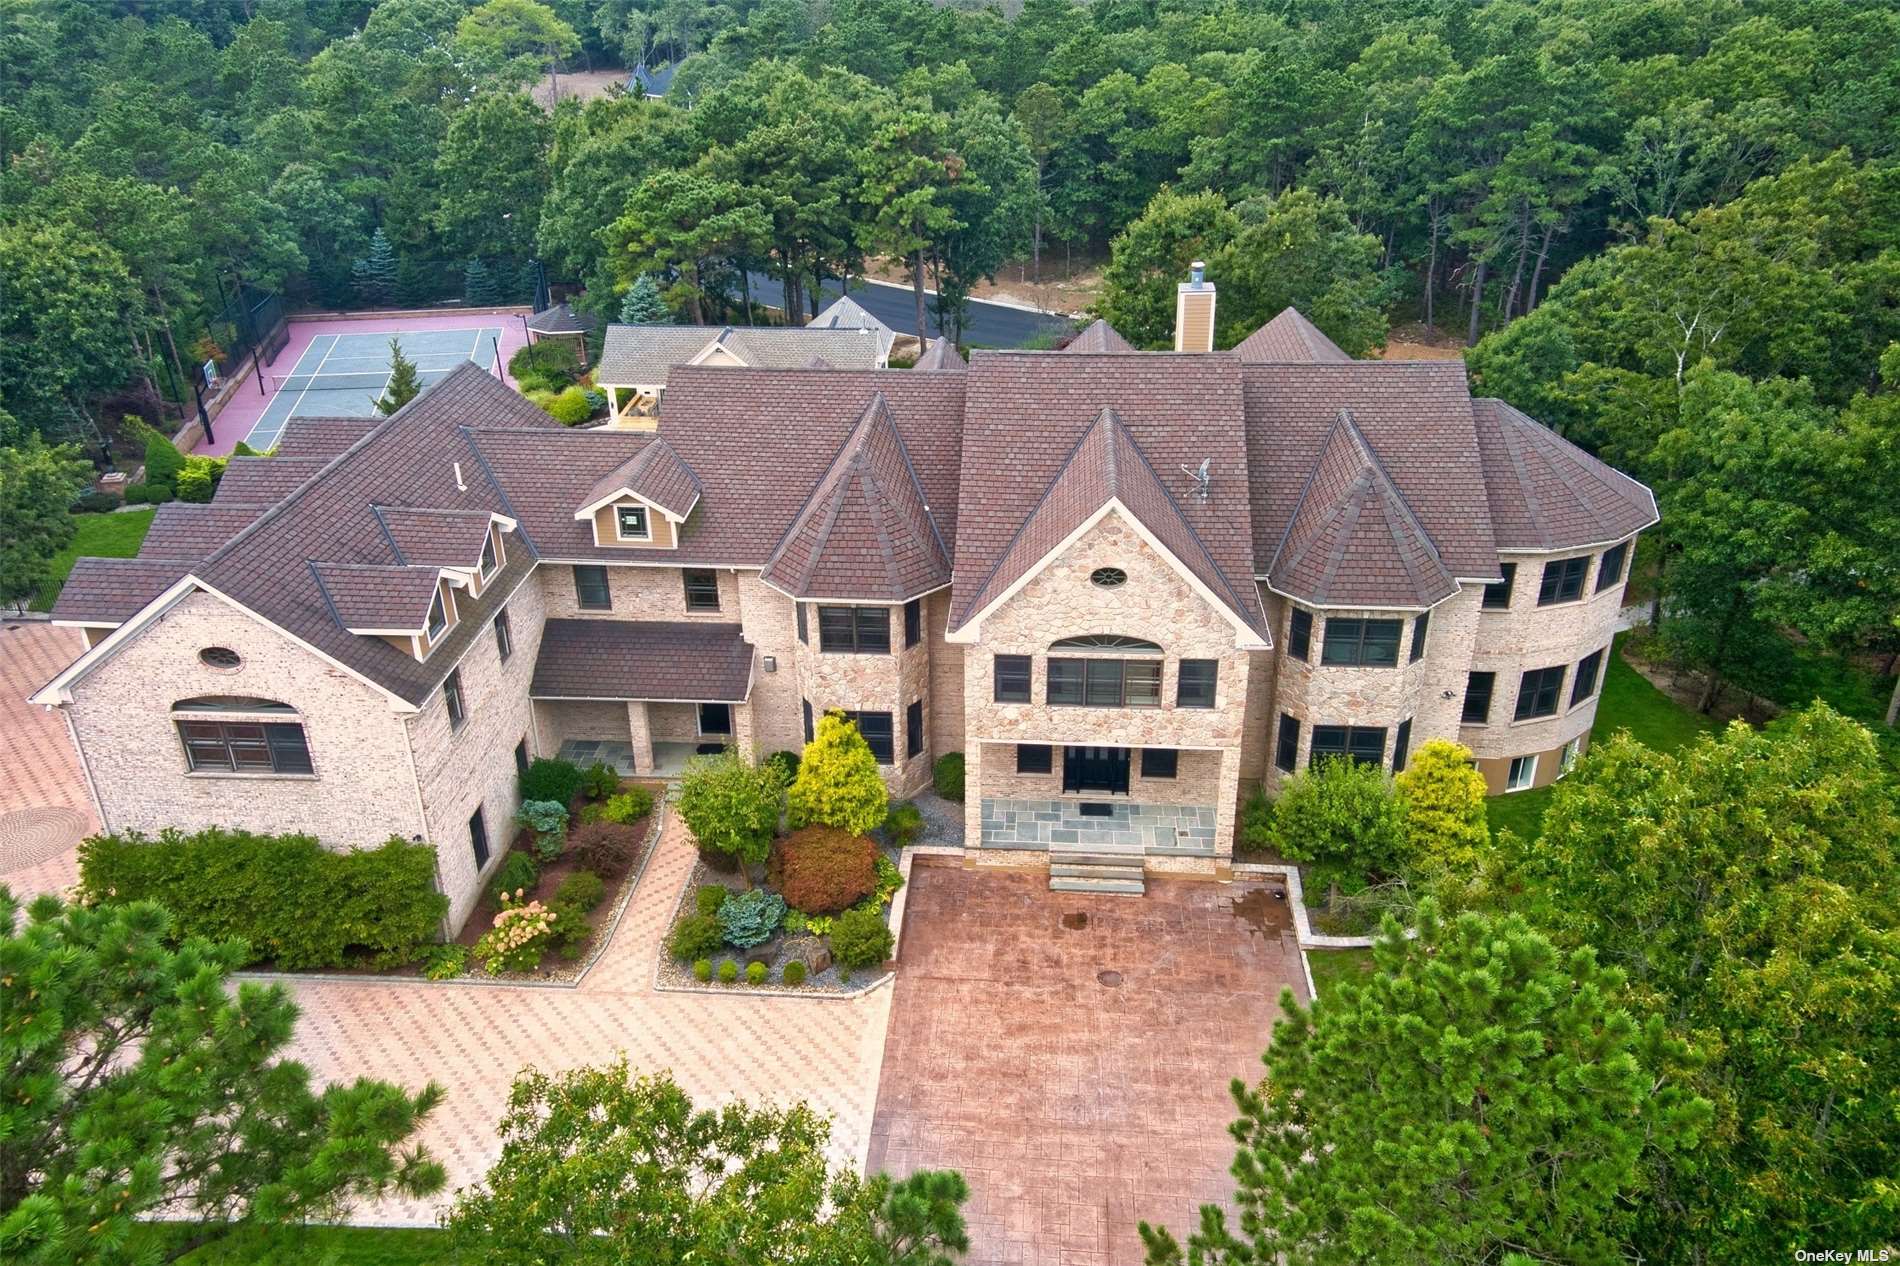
[869,861,1307,1266]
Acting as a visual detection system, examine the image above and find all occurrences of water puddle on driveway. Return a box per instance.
[1229,886,1291,938]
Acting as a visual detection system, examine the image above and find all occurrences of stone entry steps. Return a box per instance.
[1048,856,1146,896]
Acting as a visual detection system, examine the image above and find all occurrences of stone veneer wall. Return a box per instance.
[925,589,965,758]
[409,568,549,932]
[978,744,1223,807]
[958,514,1253,855]
[790,599,934,796]
[64,590,424,850]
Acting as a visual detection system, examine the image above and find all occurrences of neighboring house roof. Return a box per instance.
[373,507,501,570]
[270,416,378,460]
[51,557,192,623]
[575,438,702,521]
[1241,362,1501,585]
[1472,398,1660,550]
[214,457,332,504]
[525,302,597,336]
[809,294,898,363]
[954,353,1268,638]
[138,503,269,561]
[310,562,448,634]
[1233,308,1353,363]
[1062,318,1136,354]
[762,394,951,601]
[530,619,752,701]
[1268,410,1458,609]
[596,324,883,386]
[913,337,966,372]
[629,61,678,97]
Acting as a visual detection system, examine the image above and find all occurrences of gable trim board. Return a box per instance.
[943,499,1271,650]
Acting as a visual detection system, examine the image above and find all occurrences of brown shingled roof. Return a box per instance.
[1232,308,1353,363]
[270,416,379,460]
[139,503,269,561]
[954,353,1266,637]
[373,507,498,571]
[50,557,190,623]
[1473,398,1659,550]
[912,338,966,372]
[1061,318,1136,354]
[1269,410,1458,609]
[530,619,753,701]
[761,394,951,601]
[311,562,447,633]
[214,456,331,504]
[576,437,702,521]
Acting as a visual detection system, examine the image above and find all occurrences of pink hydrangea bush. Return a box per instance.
[474,890,556,974]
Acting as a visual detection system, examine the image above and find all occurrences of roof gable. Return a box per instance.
[1233,308,1353,363]
[1473,398,1659,550]
[761,394,951,601]
[1269,410,1458,609]
[597,324,883,385]
[310,562,449,634]
[913,337,966,372]
[1062,318,1136,354]
[373,507,504,571]
[573,438,702,521]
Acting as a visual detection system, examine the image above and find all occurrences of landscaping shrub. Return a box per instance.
[546,385,593,425]
[508,338,580,389]
[522,387,558,410]
[829,904,893,973]
[770,826,876,915]
[567,821,642,873]
[789,712,889,835]
[70,489,121,513]
[873,853,904,905]
[885,801,924,848]
[1394,738,1492,905]
[668,912,723,961]
[1269,757,1410,897]
[693,958,713,982]
[555,869,606,912]
[516,800,569,862]
[782,960,807,986]
[549,902,591,960]
[139,420,186,487]
[783,909,834,937]
[764,750,801,786]
[746,961,767,985]
[1238,788,1273,853]
[487,850,539,903]
[77,828,445,970]
[676,751,782,875]
[583,387,608,413]
[519,757,584,806]
[420,943,468,980]
[695,884,730,917]
[933,752,965,801]
[717,888,786,949]
[475,895,556,974]
[717,959,739,984]
[124,480,173,504]
[577,761,620,800]
[175,455,224,503]
[580,785,652,826]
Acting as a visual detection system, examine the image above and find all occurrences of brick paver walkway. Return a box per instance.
[869,862,1308,1266]
[0,621,93,897]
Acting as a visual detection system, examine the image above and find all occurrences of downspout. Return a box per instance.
[61,706,108,834]
[401,712,446,940]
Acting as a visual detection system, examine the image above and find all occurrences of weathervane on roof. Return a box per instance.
[1181,458,1211,502]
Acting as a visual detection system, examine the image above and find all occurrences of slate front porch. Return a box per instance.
[979,797,1216,855]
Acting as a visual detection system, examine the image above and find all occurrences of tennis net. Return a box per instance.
[266,370,393,395]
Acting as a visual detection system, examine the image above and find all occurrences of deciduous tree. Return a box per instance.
[0,439,91,613]
[675,750,783,885]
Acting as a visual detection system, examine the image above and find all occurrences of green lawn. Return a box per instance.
[134,1224,450,1265]
[31,508,156,611]
[1484,633,1718,841]
[1305,946,1376,1000]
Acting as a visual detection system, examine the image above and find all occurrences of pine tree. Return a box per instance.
[463,257,502,306]
[1141,902,1709,1266]
[350,227,398,307]
[619,274,668,325]
[377,338,424,415]
[788,711,889,836]
[0,887,446,1263]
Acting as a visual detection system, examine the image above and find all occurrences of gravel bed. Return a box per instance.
[910,791,965,846]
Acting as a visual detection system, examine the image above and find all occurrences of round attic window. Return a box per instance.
[198,646,242,671]
[1090,567,1127,588]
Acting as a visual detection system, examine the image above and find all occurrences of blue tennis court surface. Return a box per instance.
[244,326,503,451]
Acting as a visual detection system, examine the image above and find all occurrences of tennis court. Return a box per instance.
[191,313,530,457]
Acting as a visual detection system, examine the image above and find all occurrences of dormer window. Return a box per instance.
[616,504,650,541]
[427,587,450,639]
[480,529,499,580]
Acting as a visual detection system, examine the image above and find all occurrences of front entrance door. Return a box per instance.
[1063,745,1131,795]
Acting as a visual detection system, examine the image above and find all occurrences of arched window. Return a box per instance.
[1048,634,1162,654]
[171,698,311,774]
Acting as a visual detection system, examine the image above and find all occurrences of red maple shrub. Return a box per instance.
[567,821,643,874]
[770,825,876,914]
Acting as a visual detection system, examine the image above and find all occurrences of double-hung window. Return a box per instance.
[1409,611,1429,662]
[903,598,921,647]
[843,710,894,764]
[1392,718,1412,772]
[1515,665,1566,720]
[574,565,611,611]
[494,608,513,662]
[819,605,890,653]
[1319,618,1401,667]
[1046,658,1161,707]
[683,569,720,611]
[427,588,450,639]
[1139,748,1178,779]
[1538,556,1589,605]
[1462,671,1496,724]
[1596,542,1629,592]
[615,504,649,540]
[1287,609,1312,660]
[178,717,312,775]
[1482,563,1516,609]
[444,669,467,730]
[906,700,924,758]
[1571,648,1605,705]
[993,655,1032,703]
[1016,743,1052,773]
[1275,714,1300,772]
[1309,725,1386,768]
[1176,659,1217,708]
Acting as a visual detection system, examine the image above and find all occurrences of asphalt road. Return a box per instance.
[743,271,1076,348]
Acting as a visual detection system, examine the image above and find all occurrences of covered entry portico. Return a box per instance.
[530,619,756,776]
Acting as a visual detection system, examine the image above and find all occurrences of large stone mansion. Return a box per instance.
[33,275,1654,928]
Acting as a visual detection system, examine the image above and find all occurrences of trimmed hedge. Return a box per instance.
[770,825,876,915]
[933,752,965,801]
[78,827,446,970]
[519,757,583,806]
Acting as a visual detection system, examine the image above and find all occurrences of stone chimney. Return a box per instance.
[1174,260,1216,353]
